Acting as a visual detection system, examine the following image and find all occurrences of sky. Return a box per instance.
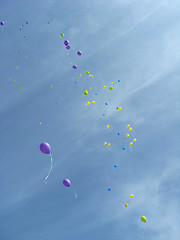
[0,0,180,239]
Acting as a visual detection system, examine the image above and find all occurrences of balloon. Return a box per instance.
[118,80,120,82]
[141,216,146,223]
[108,188,111,191]
[84,90,88,95]
[118,107,122,111]
[125,203,128,207]
[123,147,125,150]
[0,21,4,26]
[129,127,133,131]
[92,101,95,104]
[107,125,110,128]
[111,82,113,84]
[64,40,69,46]
[127,124,130,128]
[103,114,105,116]
[117,132,120,135]
[72,65,77,69]
[103,86,106,88]
[129,142,133,146]
[108,86,113,91]
[77,51,82,56]
[133,139,137,142]
[61,33,64,37]
[63,178,71,187]
[40,142,51,154]
[108,143,111,146]
[87,102,90,105]
[105,103,108,105]
[26,21,29,24]
[86,71,89,75]
[104,142,107,145]
[114,165,117,168]
[16,66,18,69]
[126,134,129,137]
[66,46,70,50]
[130,194,134,198]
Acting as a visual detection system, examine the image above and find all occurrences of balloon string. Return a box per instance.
[44,153,53,183]
[71,186,78,199]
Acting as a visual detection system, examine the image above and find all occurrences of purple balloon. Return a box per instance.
[64,40,69,46]
[72,65,77,69]
[0,21,4,26]
[40,142,51,154]
[77,51,82,56]
[66,45,70,50]
[63,179,71,187]
[26,21,29,24]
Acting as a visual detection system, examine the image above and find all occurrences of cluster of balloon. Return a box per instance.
[40,142,53,183]
[63,178,78,198]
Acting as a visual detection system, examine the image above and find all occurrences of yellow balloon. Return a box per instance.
[118,107,122,111]
[129,127,132,131]
[133,139,136,142]
[125,203,128,207]
[108,143,111,146]
[127,124,130,128]
[80,74,82,76]
[104,142,107,145]
[92,101,95,104]
[91,75,93,77]
[103,86,106,88]
[111,82,113,84]
[126,134,129,137]
[130,194,134,198]
[107,125,110,128]
[40,122,42,125]
[129,142,133,146]
[90,87,92,89]
[87,102,90,105]
[16,66,18,69]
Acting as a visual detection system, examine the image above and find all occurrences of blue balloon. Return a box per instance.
[114,165,117,168]
[118,80,120,82]
[105,103,108,105]
[108,188,111,191]
[103,114,105,116]
[117,132,120,135]
[123,147,125,150]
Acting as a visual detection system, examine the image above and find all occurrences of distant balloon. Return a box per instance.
[123,147,125,150]
[77,51,82,56]
[108,188,111,191]
[105,103,108,105]
[108,86,113,91]
[125,203,128,207]
[40,142,51,154]
[64,40,69,46]
[26,21,29,24]
[61,33,64,37]
[66,45,70,50]
[114,165,117,168]
[141,216,146,223]
[0,21,4,26]
[130,194,134,198]
[117,132,120,135]
[118,80,120,82]
[72,65,77,69]
[84,90,88,95]
[63,178,71,187]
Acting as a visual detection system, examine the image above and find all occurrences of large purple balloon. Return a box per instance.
[64,40,69,46]
[40,142,51,154]
[63,179,71,187]
[0,21,4,26]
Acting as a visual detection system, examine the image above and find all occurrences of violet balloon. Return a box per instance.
[72,65,77,69]
[0,21,4,26]
[63,179,71,187]
[64,40,69,46]
[66,45,70,50]
[40,142,51,154]
[77,51,82,56]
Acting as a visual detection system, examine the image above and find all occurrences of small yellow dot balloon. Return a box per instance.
[87,102,90,105]
[92,101,95,104]
[111,82,113,84]
[118,107,122,111]
[126,134,129,137]
[103,86,106,88]
[108,143,111,146]
[50,85,53,88]
[129,127,133,131]
[80,74,82,76]
[25,56,27,59]
[89,74,91,76]
[127,124,130,128]
[125,203,128,207]
[89,87,92,89]
[107,125,110,128]
[130,194,134,198]
[129,142,133,146]
[16,66,18,69]
[91,75,93,77]
[20,88,22,90]
[133,139,137,142]
[40,122,42,125]
[104,142,107,145]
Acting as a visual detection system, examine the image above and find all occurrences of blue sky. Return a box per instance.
[0,0,180,239]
